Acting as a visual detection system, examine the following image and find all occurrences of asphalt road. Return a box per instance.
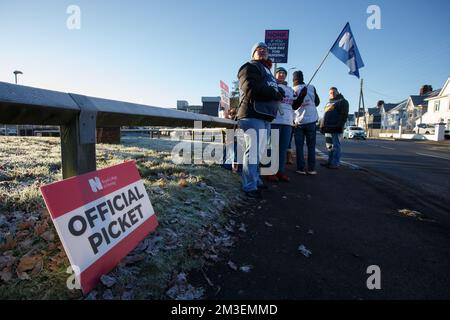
[315,135,450,210]
[195,160,450,300]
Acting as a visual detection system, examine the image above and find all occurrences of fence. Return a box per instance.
[0,81,236,179]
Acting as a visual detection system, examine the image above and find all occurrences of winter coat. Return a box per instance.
[236,60,283,121]
[320,94,349,134]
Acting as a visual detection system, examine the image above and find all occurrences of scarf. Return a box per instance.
[260,59,273,70]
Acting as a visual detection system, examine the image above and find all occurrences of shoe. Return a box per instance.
[265,175,279,182]
[245,190,262,199]
[295,170,307,175]
[276,172,290,182]
[327,165,339,169]
[307,171,318,175]
[320,162,330,167]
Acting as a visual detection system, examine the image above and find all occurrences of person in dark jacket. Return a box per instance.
[236,42,285,198]
[320,87,349,169]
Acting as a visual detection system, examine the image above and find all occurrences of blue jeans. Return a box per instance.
[270,124,293,174]
[325,133,342,166]
[294,122,317,171]
[239,118,270,192]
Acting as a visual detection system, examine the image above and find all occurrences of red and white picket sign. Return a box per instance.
[40,160,158,294]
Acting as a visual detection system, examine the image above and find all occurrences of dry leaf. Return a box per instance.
[18,220,35,231]
[178,178,188,188]
[17,255,42,274]
[227,261,238,271]
[0,255,16,269]
[16,230,30,239]
[17,272,30,280]
[0,268,13,282]
[239,265,253,273]
[100,274,117,288]
[34,221,49,236]
[18,239,33,251]
[121,254,145,265]
[40,231,55,242]
[0,235,16,251]
[31,259,43,276]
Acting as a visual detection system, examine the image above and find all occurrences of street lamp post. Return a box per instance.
[287,67,297,83]
[13,71,23,136]
[13,70,23,84]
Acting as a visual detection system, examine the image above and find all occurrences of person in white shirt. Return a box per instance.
[291,71,321,175]
[266,67,295,182]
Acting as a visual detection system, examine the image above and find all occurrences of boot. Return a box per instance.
[265,175,279,182]
[276,172,290,182]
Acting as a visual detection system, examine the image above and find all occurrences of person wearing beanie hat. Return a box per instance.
[292,71,304,86]
[251,42,268,59]
[275,67,287,75]
[291,70,321,176]
[236,42,285,199]
[266,67,295,183]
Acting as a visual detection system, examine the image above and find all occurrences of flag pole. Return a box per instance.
[306,22,349,87]
[306,50,332,87]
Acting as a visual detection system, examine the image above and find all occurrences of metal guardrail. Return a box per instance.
[0,82,236,179]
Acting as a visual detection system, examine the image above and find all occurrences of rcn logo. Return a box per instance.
[88,177,103,193]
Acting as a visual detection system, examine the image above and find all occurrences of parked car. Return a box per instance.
[413,123,436,135]
[343,126,366,140]
[0,127,17,135]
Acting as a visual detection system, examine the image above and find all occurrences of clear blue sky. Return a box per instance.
[1,0,449,116]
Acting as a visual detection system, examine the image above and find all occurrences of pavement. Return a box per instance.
[191,142,450,300]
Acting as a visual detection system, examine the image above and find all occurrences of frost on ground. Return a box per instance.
[0,136,244,299]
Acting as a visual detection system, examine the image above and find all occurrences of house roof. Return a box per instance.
[367,107,380,116]
[409,95,427,107]
[389,100,408,112]
[409,90,440,107]
[383,103,398,113]
[425,77,450,100]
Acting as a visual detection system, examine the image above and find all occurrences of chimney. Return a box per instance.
[420,85,433,96]
[377,100,384,108]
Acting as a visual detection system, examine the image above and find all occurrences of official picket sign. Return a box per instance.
[265,29,290,63]
[219,80,230,118]
[40,160,158,294]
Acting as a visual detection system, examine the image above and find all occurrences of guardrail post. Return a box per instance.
[60,94,97,179]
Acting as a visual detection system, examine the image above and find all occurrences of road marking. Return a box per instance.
[416,153,450,161]
[379,146,395,150]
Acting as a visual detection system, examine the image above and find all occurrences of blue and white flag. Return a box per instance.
[330,22,365,78]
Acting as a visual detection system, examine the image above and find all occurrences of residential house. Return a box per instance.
[354,111,365,128]
[404,85,440,130]
[420,76,450,129]
[381,100,408,130]
[365,107,381,129]
[380,102,399,130]
[345,114,355,127]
